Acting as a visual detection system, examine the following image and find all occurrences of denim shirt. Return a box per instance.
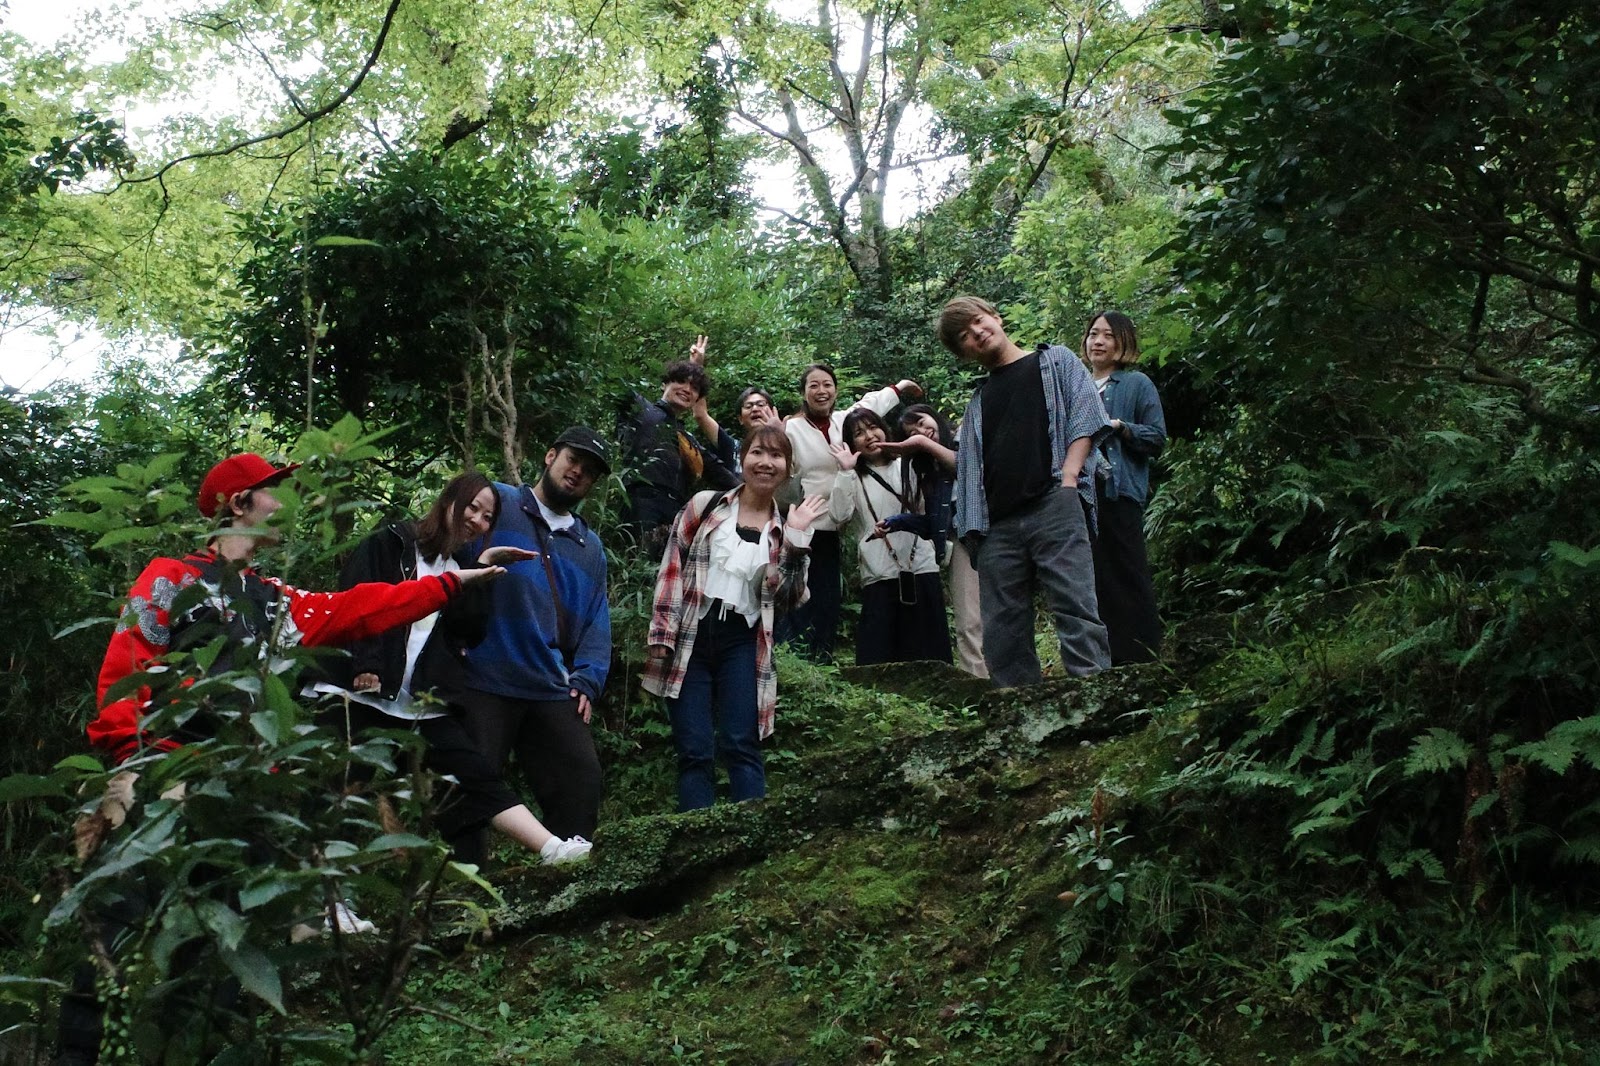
[1096,369,1167,505]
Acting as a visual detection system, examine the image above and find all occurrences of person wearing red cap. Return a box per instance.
[87,453,510,762]
[56,457,515,1066]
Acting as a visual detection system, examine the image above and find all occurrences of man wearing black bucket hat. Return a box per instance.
[457,427,614,853]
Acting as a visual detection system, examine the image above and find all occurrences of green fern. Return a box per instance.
[1510,716,1600,775]
[1403,728,1470,776]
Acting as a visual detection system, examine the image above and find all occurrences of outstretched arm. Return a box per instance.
[874,433,956,473]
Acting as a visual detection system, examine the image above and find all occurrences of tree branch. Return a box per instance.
[119,0,405,190]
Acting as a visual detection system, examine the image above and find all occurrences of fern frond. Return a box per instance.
[1403,728,1469,776]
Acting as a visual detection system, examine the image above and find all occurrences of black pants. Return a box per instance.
[318,699,523,855]
[777,528,841,663]
[457,690,603,841]
[855,572,953,667]
[1090,494,1162,665]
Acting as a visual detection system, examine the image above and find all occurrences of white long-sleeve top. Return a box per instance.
[830,458,939,584]
[784,383,903,532]
[695,517,770,627]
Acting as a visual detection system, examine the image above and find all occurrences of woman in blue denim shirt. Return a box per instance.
[1083,311,1167,664]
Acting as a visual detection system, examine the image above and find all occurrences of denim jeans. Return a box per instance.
[667,604,764,811]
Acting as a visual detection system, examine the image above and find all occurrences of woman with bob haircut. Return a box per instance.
[1082,310,1167,664]
[643,424,828,811]
[828,408,952,666]
[314,471,592,865]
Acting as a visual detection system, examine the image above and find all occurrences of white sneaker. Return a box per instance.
[326,900,378,936]
[539,835,592,866]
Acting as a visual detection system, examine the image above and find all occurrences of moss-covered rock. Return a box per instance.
[481,666,1184,938]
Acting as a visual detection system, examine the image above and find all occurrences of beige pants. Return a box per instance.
[949,540,988,678]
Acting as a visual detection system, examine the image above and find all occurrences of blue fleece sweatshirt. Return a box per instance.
[464,482,611,702]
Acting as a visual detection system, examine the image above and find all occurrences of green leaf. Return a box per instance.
[0,773,68,803]
[0,975,64,1002]
[363,833,433,852]
[31,511,111,532]
[238,878,300,912]
[93,525,163,549]
[1284,948,1338,990]
[54,616,117,639]
[1549,541,1600,568]
[313,235,385,249]
[198,898,248,952]
[220,943,284,1012]
[1403,728,1469,775]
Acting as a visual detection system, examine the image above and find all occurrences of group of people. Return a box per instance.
[619,300,1167,814]
[86,297,1167,878]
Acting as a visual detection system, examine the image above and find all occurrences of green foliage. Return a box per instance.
[1159,0,1600,424]
[0,421,513,1063]
[563,207,812,425]
[1005,168,1188,359]
[567,52,762,230]
[216,154,584,467]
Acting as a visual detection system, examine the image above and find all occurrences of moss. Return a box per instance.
[364,602,1600,1065]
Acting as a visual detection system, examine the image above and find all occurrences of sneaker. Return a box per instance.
[539,835,592,866]
[325,900,378,936]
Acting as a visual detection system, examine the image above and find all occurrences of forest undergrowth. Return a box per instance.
[346,563,1600,1065]
[3,408,1599,1063]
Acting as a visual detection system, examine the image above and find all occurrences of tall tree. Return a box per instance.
[726,0,1183,313]
[1160,0,1600,435]
[216,154,581,474]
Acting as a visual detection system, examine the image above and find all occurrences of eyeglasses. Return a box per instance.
[741,400,771,411]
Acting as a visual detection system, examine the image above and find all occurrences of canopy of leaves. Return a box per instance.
[213,154,582,466]
[1160,0,1600,431]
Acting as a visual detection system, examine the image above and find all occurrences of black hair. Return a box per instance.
[841,407,889,453]
[663,360,709,398]
[1081,310,1141,367]
[416,471,496,561]
[799,363,837,392]
[736,385,775,411]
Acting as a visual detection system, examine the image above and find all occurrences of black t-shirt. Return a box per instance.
[980,350,1053,521]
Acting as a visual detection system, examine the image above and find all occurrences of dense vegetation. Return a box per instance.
[2,0,1598,1061]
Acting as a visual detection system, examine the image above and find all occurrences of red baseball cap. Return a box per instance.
[197,454,300,518]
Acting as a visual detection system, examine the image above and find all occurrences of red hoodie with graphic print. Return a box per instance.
[90,549,462,763]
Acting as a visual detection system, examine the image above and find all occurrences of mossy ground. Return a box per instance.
[295,597,1597,1065]
[331,657,1262,1065]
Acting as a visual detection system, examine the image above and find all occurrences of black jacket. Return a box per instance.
[338,521,489,701]
[616,394,739,529]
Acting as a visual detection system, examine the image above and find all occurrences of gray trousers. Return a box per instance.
[977,485,1111,686]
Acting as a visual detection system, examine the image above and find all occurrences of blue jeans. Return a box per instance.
[667,605,765,811]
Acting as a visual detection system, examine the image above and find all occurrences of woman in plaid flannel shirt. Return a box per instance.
[642,424,827,811]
